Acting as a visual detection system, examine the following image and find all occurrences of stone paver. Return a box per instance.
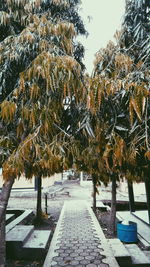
[43,200,119,267]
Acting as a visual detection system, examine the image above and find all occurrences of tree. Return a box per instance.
[119,0,150,222]
[60,0,150,232]
[0,0,86,264]
[89,0,150,233]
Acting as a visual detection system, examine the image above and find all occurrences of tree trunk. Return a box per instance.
[128,180,135,212]
[80,171,83,186]
[144,176,150,224]
[34,176,38,191]
[92,175,97,212]
[0,214,6,267]
[34,175,43,224]
[0,177,14,267]
[109,174,117,234]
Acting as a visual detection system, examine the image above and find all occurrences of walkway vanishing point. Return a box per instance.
[43,200,119,267]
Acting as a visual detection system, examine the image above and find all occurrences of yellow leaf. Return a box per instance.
[145,151,150,160]
[142,97,146,115]
[130,98,142,122]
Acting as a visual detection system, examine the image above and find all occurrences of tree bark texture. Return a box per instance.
[35,175,42,223]
[109,174,117,234]
[0,214,6,267]
[0,177,14,267]
[92,175,97,212]
[128,180,135,212]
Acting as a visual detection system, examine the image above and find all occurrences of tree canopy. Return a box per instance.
[90,0,150,181]
[0,0,86,101]
[0,0,87,180]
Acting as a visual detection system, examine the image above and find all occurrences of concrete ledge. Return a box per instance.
[6,225,34,243]
[125,244,150,266]
[108,238,132,266]
[24,230,51,249]
[6,214,15,225]
[86,202,120,267]
[6,225,34,259]
[43,203,66,267]
[144,251,150,261]
[6,210,34,233]
[138,234,150,250]
[95,201,108,211]
[22,230,52,260]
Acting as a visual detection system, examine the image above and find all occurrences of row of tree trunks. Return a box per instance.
[1,173,149,267]
[0,177,15,267]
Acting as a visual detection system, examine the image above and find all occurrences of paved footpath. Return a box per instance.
[43,200,119,267]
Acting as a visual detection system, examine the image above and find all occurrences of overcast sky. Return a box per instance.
[78,0,125,74]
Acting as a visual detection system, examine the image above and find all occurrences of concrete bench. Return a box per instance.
[96,201,108,211]
[144,251,150,261]
[6,225,34,258]
[125,244,150,266]
[44,186,64,199]
[6,224,51,260]
[138,234,150,250]
[6,210,34,233]
[90,200,108,211]
[23,229,51,260]
[6,214,15,225]
[108,239,132,266]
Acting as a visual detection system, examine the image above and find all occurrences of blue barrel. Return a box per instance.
[117,221,137,243]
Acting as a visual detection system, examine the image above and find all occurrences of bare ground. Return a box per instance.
[96,210,117,239]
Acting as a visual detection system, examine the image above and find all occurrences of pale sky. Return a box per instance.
[78,0,125,74]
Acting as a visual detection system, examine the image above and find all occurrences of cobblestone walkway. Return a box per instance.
[43,201,119,267]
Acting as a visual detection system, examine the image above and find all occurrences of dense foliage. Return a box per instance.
[0,0,86,101]
[120,0,150,66]
[90,0,150,181]
[0,0,87,179]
